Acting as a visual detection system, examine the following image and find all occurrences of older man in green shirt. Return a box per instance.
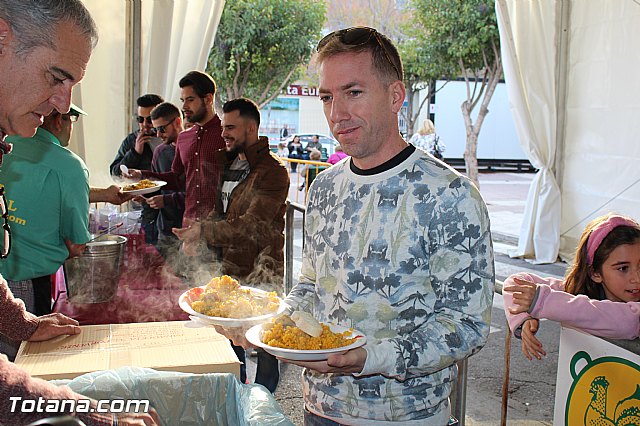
[0,103,90,359]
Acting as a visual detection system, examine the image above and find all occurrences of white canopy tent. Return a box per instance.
[497,0,640,263]
[68,0,225,187]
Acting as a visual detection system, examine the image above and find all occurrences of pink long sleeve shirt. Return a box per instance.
[503,272,640,340]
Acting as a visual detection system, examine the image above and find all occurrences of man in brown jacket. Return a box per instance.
[174,97,289,392]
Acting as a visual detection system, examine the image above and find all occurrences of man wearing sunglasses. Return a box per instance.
[279,27,494,425]
[140,102,186,265]
[0,103,91,360]
[109,93,164,244]
[109,93,165,177]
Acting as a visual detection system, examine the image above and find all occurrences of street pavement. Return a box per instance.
[246,171,565,425]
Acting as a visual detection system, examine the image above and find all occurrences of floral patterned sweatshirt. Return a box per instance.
[285,147,495,425]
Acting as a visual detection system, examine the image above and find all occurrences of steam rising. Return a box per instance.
[64,238,285,323]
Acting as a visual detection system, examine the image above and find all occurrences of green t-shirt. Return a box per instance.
[0,128,90,280]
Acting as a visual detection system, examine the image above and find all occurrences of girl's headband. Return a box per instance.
[587,215,639,265]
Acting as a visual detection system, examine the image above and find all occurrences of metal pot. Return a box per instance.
[63,234,127,304]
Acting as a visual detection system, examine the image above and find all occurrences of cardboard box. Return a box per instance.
[15,321,241,381]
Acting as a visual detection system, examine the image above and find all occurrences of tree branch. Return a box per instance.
[232,53,243,98]
[472,42,502,135]
[473,62,500,135]
[257,65,299,108]
[257,78,276,106]
[470,69,488,111]
[239,59,254,97]
[460,56,471,101]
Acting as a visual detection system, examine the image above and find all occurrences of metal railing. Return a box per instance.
[283,200,470,424]
[284,200,305,294]
[281,157,332,203]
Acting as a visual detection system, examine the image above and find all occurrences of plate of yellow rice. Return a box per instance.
[121,179,166,195]
[245,322,366,361]
[179,275,283,327]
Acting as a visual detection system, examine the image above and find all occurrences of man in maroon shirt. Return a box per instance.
[127,71,224,228]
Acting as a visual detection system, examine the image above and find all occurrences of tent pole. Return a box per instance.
[125,0,142,136]
[553,0,571,192]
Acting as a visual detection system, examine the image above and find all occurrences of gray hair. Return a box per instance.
[0,0,98,56]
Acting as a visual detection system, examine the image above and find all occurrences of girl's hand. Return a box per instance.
[521,319,546,361]
[503,277,538,313]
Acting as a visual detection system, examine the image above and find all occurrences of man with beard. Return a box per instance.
[173,98,289,392]
[138,102,185,264]
[127,71,224,231]
[0,1,158,424]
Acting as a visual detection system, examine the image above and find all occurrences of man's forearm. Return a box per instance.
[89,186,134,205]
[88,187,107,203]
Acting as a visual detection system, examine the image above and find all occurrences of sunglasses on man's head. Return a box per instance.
[152,116,177,134]
[316,26,402,80]
[136,115,153,124]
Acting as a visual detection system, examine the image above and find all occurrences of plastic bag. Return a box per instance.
[52,367,294,426]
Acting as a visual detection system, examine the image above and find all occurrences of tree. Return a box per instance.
[411,0,502,186]
[326,0,405,39]
[208,0,326,109]
[397,22,457,140]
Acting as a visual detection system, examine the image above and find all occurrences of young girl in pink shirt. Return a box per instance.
[503,213,640,360]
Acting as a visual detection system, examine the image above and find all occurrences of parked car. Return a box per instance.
[271,133,338,161]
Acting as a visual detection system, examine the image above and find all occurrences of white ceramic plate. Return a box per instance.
[121,180,166,195]
[178,285,283,328]
[245,323,366,361]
